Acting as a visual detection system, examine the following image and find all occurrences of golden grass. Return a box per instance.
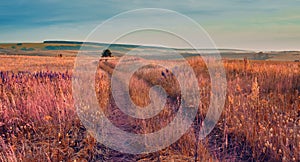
[0,55,75,72]
[0,55,299,161]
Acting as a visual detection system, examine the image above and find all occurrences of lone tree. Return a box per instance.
[102,49,112,57]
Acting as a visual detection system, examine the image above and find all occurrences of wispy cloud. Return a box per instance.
[0,0,299,50]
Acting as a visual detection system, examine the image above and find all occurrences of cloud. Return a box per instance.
[0,0,299,50]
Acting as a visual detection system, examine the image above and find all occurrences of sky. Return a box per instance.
[1,0,300,51]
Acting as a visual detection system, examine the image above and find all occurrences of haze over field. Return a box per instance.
[1,41,299,61]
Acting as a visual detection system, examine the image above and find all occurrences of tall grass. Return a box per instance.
[0,57,299,161]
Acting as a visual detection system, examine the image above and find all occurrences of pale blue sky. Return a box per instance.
[1,0,300,50]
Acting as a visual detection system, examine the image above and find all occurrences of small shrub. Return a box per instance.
[102,49,112,57]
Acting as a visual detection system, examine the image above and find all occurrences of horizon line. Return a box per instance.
[1,40,300,52]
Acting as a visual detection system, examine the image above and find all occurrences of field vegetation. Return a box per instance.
[0,55,299,161]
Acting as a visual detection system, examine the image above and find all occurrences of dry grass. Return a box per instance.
[0,55,75,72]
[0,55,299,161]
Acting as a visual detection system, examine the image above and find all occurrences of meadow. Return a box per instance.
[0,55,299,161]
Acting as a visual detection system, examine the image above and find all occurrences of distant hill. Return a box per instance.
[44,40,154,49]
[0,41,299,61]
[43,40,252,52]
